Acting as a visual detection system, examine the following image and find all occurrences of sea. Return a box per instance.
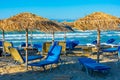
[0,19,120,47]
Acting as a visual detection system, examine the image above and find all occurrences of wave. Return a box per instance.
[1,30,120,47]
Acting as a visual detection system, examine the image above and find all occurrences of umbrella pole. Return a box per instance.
[64,31,66,41]
[52,32,54,45]
[30,31,33,47]
[97,28,101,63]
[2,29,5,56]
[25,29,28,70]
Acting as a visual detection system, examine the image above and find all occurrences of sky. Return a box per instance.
[0,0,120,20]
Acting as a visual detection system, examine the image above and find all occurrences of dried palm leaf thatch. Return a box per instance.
[74,12,120,63]
[74,12,120,30]
[0,12,48,31]
[62,22,75,28]
[7,12,48,22]
[0,12,72,32]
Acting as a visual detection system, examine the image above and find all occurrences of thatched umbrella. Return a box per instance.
[62,22,75,28]
[74,12,120,63]
[0,20,5,55]
[0,12,73,69]
[35,20,72,43]
[0,19,37,69]
[61,22,75,41]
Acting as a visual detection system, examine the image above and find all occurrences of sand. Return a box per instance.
[0,52,120,80]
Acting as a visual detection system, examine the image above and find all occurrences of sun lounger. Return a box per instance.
[0,41,2,47]
[28,45,62,71]
[9,47,43,64]
[58,41,66,54]
[66,40,79,50]
[87,38,116,47]
[33,43,43,54]
[91,40,97,45]
[86,40,97,47]
[106,38,115,44]
[42,42,52,54]
[102,47,118,53]
[117,46,120,61]
[101,38,116,46]
[4,41,13,54]
[20,42,31,47]
[78,57,110,75]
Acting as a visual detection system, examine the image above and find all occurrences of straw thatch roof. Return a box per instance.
[74,12,120,30]
[7,12,48,22]
[35,20,73,32]
[62,22,75,28]
[0,12,72,32]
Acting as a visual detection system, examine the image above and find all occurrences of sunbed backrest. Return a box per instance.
[4,41,13,54]
[9,47,24,63]
[46,45,62,62]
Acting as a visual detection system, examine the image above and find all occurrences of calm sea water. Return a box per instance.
[0,30,120,47]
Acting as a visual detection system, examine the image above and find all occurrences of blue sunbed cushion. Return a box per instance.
[66,40,79,50]
[46,46,62,62]
[23,55,43,62]
[78,57,111,72]
[78,57,96,64]
[106,38,115,44]
[84,63,110,71]
[33,43,42,52]
[91,40,97,45]
[21,42,31,47]
[47,41,58,56]
[102,48,118,52]
[28,45,62,67]
[28,60,53,66]
[0,41,2,46]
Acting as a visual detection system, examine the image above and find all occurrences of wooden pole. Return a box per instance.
[52,31,54,45]
[25,29,28,70]
[97,27,100,63]
[2,29,5,56]
[30,31,33,47]
[64,31,66,41]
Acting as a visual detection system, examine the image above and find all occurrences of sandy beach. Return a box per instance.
[0,50,120,80]
[0,0,120,80]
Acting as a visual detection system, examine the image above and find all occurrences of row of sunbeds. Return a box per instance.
[0,39,119,76]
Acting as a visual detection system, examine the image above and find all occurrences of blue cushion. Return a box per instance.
[91,40,97,45]
[0,41,2,46]
[23,55,43,62]
[21,42,31,47]
[78,57,110,72]
[66,40,79,50]
[28,45,62,67]
[78,57,96,64]
[85,63,110,71]
[47,41,58,56]
[28,60,52,66]
[102,48,118,52]
[33,43,42,52]
[106,38,115,44]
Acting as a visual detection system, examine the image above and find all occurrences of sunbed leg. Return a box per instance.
[42,66,46,71]
[14,61,19,64]
[50,64,52,71]
[85,66,89,75]
[31,66,34,70]
[59,58,63,65]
